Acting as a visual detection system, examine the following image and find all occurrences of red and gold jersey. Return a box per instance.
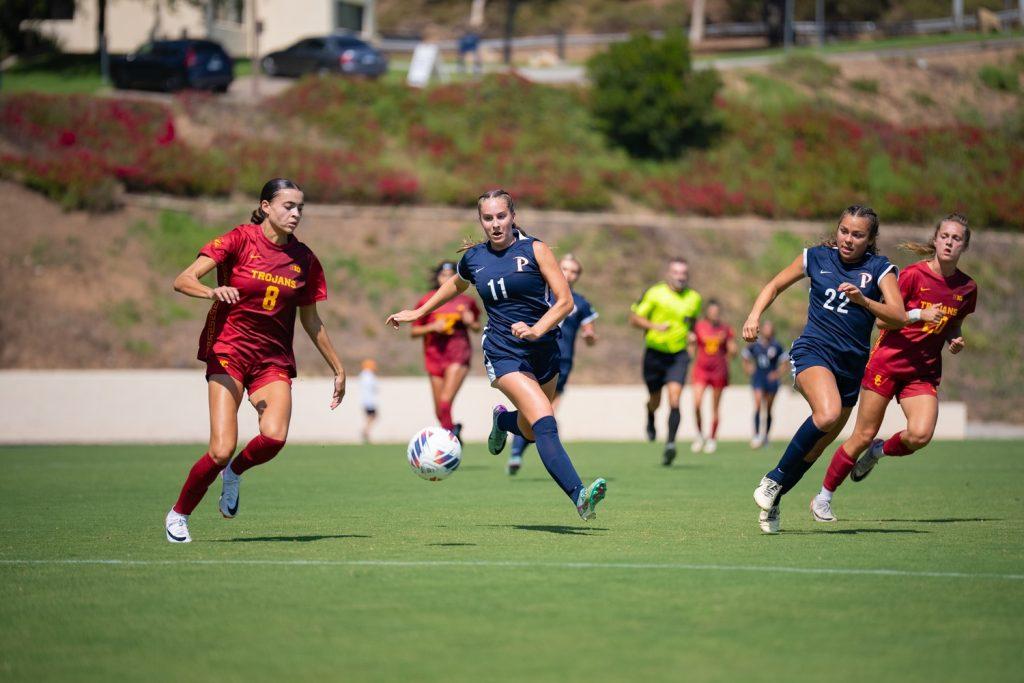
[694,319,734,374]
[196,224,327,376]
[415,291,480,357]
[868,260,977,380]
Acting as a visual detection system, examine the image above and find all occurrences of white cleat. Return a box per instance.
[759,506,780,534]
[750,436,762,449]
[810,495,837,522]
[851,439,884,483]
[753,476,783,511]
[219,466,240,518]
[165,509,191,543]
[691,437,705,453]
[703,438,717,454]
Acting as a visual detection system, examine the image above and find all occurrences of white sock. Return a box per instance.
[818,487,833,502]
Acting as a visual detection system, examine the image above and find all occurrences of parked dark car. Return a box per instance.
[112,39,234,93]
[261,35,388,79]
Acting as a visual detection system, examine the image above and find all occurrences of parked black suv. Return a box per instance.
[112,39,234,93]
[261,35,388,79]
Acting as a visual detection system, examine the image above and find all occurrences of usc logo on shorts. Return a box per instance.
[219,358,230,369]
[873,374,884,387]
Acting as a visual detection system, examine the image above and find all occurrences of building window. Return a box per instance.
[213,0,244,24]
[334,1,364,32]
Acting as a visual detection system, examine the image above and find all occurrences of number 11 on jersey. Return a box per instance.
[487,277,508,301]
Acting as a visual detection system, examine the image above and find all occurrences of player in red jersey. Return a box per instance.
[164,178,346,543]
[689,300,737,453]
[812,213,977,522]
[410,261,481,440]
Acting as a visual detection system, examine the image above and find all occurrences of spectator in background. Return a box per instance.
[359,358,379,444]
[458,29,482,74]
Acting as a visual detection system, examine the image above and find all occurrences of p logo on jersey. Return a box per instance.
[859,272,873,289]
[515,256,530,272]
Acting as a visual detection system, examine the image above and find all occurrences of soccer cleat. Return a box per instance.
[662,442,677,466]
[810,495,837,522]
[576,478,607,521]
[488,405,509,455]
[165,509,192,543]
[753,476,783,511]
[703,438,718,454]
[452,423,463,446]
[506,454,522,476]
[759,506,780,534]
[691,437,705,453]
[750,436,762,449]
[851,438,884,482]
[219,466,240,518]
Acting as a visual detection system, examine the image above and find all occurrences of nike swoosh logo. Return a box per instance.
[228,497,238,516]
[166,527,187,542]
[820,270,831,274]
[474,267,485,273]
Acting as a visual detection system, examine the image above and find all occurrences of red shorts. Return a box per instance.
[205,352,292,394]
[861,367,939,402]
[424,344,472,378]
[692,366,729,389]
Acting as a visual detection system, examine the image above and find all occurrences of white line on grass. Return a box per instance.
[1,558,1022,581]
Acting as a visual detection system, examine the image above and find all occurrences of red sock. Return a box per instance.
[437,400,454,430]
[883,431,914,456]
[173,453,225,515]
[711,418,720,439]
[822,445,856,492]
[230,434,286,476]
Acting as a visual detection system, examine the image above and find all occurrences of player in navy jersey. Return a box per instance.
[741,320,787,448]
[742,205,906,533]
[387,190,607,521]
[507,253,598,475]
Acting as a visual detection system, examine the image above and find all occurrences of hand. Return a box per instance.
[920,307,943,324]
[742,317,759,343]
[330,373,346,410]
[583,332,597,346]
[768,371,779,382]
[432,319,451,334]
[948,336,965,354]
[511,322,540,341]
[386,309,420,328]
[460,307,476,326]
[653,322,671,332]
[837,282,866,306]
[210,286,241,304]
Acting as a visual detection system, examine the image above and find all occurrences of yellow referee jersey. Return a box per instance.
[631,283,703,354]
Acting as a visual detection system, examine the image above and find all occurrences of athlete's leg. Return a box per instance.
[752,388,764,443]
[437,363,470,431]
[666,380,684,444]
[428,375,446,427]
[709,386,725,440]
[764,390,777,441]
[888,393,939,454]
[821,389,888,495]
[691,382,706,440]
[229,380,291,476]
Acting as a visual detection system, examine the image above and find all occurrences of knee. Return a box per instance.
[811,407,842,432]
[208,442,235,466]
[261,425,289,443]
[903,428,932,450]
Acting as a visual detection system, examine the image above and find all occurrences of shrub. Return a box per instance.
[849,78,879,95]
[587,31,722,160]
[774,55,840,89]
[978,65,1018,93]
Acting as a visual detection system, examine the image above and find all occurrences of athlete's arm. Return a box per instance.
[299,303,346,409]
[743,255,805,342]
[581,322,597,346]
[387,276,468,328]
[629,312,670,332]
[410,319,448,337]
[946,319,966,354]
[173,255,239,303]
[511,241,573,341]
[726,337,739,358]
[838,272,905,327]
[742,357,754,376]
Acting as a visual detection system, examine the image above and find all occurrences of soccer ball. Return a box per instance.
[406,427,462,481]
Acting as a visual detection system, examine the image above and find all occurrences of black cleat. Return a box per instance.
[452,423,463,446]
[662,443,677,466]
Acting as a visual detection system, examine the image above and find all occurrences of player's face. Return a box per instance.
[262,189,304,236]
[934,221,967,265]
[666,262,689,291]
[436,268,455,287]
[478,197,515,247]
[761,321,775,340]
[835,215,873,261]
[706,304,721,323]
[560,259,581,286]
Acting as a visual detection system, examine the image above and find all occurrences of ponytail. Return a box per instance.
[250,207,267,224]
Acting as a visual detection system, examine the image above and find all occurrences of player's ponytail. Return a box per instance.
[900,213,970,257]
[821,204,880,255]
[251,178,302,225]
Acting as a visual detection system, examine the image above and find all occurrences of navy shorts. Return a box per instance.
[751,373,780,394]
[643,348,690,394]
[555,359,573,394]
[482,335,561,385]
[788,338,864,407]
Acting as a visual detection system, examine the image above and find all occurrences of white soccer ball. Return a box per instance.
[406,426,462,481]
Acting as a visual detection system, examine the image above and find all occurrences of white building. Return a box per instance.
[24,0,378,58]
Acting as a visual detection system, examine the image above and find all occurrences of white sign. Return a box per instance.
[407,43,440,88]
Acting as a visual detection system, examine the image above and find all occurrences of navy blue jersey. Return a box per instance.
[800,245,897,364]
[557,290,598,363]
[742,339,786,376]
[456,230,559,349]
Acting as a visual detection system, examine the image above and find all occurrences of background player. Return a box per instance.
[165,178,345,543]
[741,320,787,448]
[630,258,702,466]
[744,205,905,534]
[812,213,977,522]
[359,358,379,444]
[410,261,481,440]
[507,253,598,475]
[689,299,736,454]
[387,189,607,521]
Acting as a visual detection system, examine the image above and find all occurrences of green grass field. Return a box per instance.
[1,440,1022,681]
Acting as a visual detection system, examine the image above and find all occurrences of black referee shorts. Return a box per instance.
[643,348,690,394]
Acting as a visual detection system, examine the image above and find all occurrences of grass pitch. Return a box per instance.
[1,440,1022,682]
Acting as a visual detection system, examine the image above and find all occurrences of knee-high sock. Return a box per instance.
[883,431,914,456]
[667,408,681,444]
[754,409,761,437]
[531,416,584,501]
[646,409,656,431]
[436,400,454,431]
[822,445,856,492]
[230,434,286,476]
[511,434,532,458]
[766,412,773,437]
[766,416,827,492]
[497,410,525,437]
[173,453,225,515]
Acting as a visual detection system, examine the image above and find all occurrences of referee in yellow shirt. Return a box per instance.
[630,257,703,465]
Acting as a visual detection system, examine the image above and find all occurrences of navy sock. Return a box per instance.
[766,413,773,436]
[511,434,531,458]
[766,416,827,491]
[667,408,681,444]
[646,410,655,430]
[754,410,761,435]
[531,416,584,501]
[497,410,525,437]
